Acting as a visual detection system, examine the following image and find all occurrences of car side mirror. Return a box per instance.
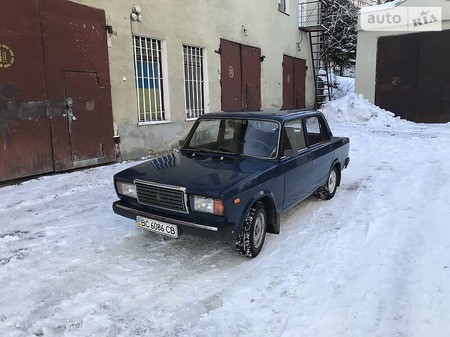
[283,149,298,157]
[179,139,185,147]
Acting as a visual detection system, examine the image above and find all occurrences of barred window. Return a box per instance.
[183,45,205,119]
[133,35,165,122]
[299,0,306,27]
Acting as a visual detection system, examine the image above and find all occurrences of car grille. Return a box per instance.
[135,181,188,213]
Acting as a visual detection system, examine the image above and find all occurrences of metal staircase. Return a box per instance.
[299,0,332,108]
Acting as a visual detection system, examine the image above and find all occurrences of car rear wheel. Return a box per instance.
[316,166,338,200]
[236,202,267,258]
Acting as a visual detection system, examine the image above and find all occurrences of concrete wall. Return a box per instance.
[71,0,315,160]
[355,0,450,102]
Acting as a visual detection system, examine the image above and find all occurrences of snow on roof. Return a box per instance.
[359,0,406,14]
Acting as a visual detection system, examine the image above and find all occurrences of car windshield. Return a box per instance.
[184,118,279,159]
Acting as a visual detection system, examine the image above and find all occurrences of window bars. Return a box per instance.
[133,35,165,122]
[183,46,205,119]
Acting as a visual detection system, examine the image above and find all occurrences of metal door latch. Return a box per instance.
[65,97,76,120]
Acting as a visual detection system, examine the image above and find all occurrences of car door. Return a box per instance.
[304,115,334,189]
[281,118,316,209]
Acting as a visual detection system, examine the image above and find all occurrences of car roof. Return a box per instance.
[199,109,322,123]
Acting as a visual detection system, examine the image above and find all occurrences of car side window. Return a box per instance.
[305,116,330,146]
[282,119,306,154]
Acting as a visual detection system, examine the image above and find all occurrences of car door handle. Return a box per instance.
[307,153,314,160]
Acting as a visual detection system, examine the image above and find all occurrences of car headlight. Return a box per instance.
[116,181,137,198]
[191,195,224,215]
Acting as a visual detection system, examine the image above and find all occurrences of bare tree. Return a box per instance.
[321,0,358,76]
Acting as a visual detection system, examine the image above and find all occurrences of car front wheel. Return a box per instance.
[236,202,267,258]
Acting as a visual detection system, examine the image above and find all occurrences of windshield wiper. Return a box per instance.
[182,146,208,153]
[214,147,243,157]
[182,147,220,158]
[182,146,242,158]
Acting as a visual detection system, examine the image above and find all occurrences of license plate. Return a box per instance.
[136,216,178,238]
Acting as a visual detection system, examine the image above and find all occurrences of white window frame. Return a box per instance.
[132,35,169,124]
[278,0,289,14]
[183,45,206,120]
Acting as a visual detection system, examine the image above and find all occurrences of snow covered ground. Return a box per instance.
[1,95,450,337]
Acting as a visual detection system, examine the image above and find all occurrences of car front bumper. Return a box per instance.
[112,200,236,241]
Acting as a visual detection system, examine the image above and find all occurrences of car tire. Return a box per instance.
[316,166,339,200]
[236,202,267,258]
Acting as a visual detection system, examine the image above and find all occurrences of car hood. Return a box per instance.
[114,151,276,196]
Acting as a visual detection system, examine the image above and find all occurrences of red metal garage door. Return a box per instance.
[415,30,450,123]
[220,39,261,112]
[241,45,261,111]
[220,39,242,112]
[0,0,115,182]
[376,30,450,123]
[375,34,419,122]
[282,55,306,110]
[64,71,104,164]
[0,0,54,181]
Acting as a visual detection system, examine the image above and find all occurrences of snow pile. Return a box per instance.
[329,74,355,100]
[320,93,408,127]
[318,73,355,101]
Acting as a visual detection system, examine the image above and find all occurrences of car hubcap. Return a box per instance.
[253,212,265,248]
[328,170,337,192]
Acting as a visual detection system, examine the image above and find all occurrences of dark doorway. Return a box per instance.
[0,0,115,182]
[282,55,306,110]
[220,39,261,112]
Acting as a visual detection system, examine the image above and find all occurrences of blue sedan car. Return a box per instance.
[113,110,350,257]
